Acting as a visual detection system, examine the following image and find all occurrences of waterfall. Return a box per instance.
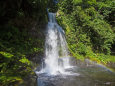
[37,12,72,75]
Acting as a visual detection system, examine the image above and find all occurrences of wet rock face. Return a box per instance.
[18,23,45,86]
[58,58,64,67]
[17,54,43,86]
[18,74,37,86]
[107,62,115,71]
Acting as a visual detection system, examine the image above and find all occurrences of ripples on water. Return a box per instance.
[37,60,115,86]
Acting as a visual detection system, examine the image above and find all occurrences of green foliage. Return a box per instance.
[0,0,48,85]
[0,0,49,25]
[19,56,31,65]
[73,0,82,4]
[48,0,58,12]
[0,52,14,58]
[57,0,115,63]
[0,25,44,85]
[0,75,22,86]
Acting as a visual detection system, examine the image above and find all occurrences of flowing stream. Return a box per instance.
[35,12,115,86]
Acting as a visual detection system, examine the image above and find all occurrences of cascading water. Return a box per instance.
[35,12,115,86]
[37,12,72,75]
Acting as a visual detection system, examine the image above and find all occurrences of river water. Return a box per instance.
[35,12,115,86]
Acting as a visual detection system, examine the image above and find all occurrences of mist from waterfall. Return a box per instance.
[37,12,73,75]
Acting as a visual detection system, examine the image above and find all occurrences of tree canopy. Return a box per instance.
[57,0,115,62]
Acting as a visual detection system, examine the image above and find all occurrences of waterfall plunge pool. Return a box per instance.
[36,58,115,86]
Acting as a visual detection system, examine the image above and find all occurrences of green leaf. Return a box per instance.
[19,57,31,65]
[0,51,14,58]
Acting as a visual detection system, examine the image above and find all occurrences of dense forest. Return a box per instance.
[57,0,115,63]
[0,0,115,86]
[0,0,51,85]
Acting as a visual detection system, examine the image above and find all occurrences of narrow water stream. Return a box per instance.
[35,12,115,86]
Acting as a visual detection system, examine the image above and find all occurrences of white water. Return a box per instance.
[37,12,74,75]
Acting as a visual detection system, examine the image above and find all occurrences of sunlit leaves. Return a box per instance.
[57,0,115,63]
[0,52,13,58]
[72,0,82,4]
[19,56,31,65]
[0,75,22,85]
